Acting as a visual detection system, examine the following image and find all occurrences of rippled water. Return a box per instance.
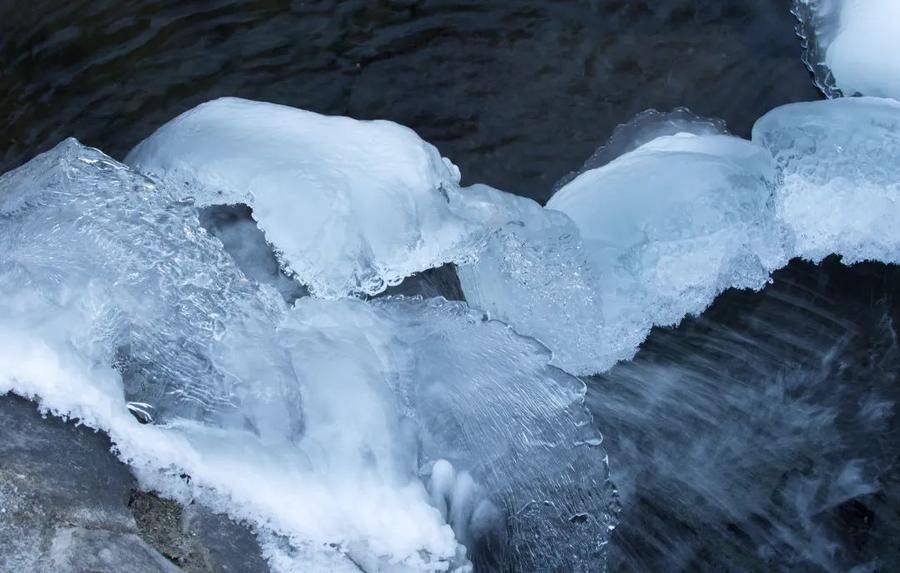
[0,0,818,203]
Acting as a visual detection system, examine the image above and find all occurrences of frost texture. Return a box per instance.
[753,97,900,264]
[0,140,615,571]
[0,139,301,434]
[126,97,482,298]
[793,0,900,99]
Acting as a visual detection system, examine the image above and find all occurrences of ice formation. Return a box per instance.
[754,97,900,264]
[126,97,483,298]
[0,138,301,435]
[0,140,615,570]
[794,0,900,99]
[461,130,789,374]
[4,87,900,571]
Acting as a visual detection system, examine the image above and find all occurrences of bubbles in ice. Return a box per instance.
[0,139,301,437]
[0,139,617,570]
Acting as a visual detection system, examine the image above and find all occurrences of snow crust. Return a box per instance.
[794,0,900,99]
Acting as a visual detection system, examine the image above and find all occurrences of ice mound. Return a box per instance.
[753,97,900,264]
[553,108,728,192]
[1,140,615,570]
[126,97,483,298]
[794,0,900,99]
[540,133,785,371]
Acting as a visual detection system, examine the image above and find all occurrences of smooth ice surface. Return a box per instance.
[126,97,482,298]
[1,140,615,571]
[754,97,900,264]
[553,108,728,192]
[794,0,900,99]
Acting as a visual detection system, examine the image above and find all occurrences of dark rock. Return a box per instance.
[0,394,270,573]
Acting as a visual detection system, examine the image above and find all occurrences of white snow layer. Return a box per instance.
[0,140,614,571]
[794,0,900,99]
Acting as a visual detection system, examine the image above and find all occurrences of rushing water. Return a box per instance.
[3,1,898,572]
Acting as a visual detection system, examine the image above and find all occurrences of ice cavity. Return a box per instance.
[1,140,616,570]
[794,0,900,99]
[753,97,900,264]
[126,97,482,298]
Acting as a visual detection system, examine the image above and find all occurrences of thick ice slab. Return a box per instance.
[544,134,786,371]
[127,97,482,298]
[794,0,900,99]
[455,184,605,374]
[0,138,301,435]
[753,97,900,264]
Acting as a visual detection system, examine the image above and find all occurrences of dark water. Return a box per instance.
[0,0,818,203]
[591,257,900,572]
[5,2,895,572]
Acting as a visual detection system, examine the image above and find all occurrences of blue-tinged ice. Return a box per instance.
[0,139,616,571]
[126,97,485,298]
[753,97,900,264]
[0,138,301,437]
[794,0,900,99]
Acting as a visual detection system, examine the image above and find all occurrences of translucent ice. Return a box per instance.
[753,97,900,264]
[546,134,786,371]
[281,296,617,572]
[553,108,728,192]
[794,0,900,99]
[1,139,616,570]
[0,141,462,570]
[126,97,483,298]
[0,138,301,436]
[455,184,606,374]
